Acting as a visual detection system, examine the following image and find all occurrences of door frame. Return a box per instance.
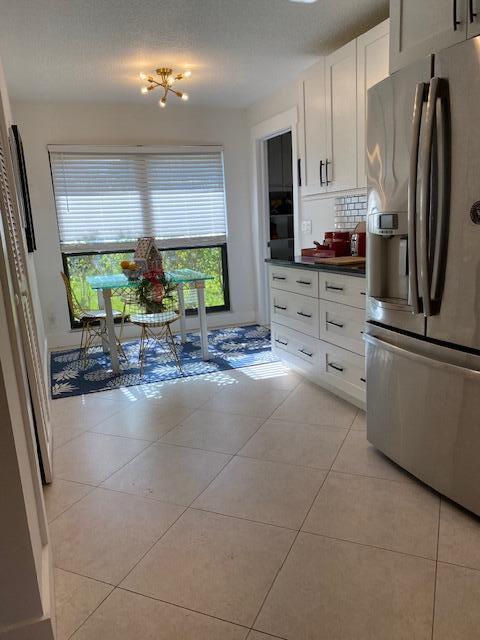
[250,107,299,325]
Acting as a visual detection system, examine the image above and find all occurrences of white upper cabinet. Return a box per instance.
[299,21,389,197]
[467,0,480,37]
[389,0,467,73]
[299,60,327,195]
[324,40,357,193]
[356,20,390,188]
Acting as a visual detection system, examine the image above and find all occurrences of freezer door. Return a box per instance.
[426,37,480,350]
[365,325,480,516]
[366,57,431,335]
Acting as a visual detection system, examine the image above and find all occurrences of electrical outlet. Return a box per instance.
[302,220,312,234]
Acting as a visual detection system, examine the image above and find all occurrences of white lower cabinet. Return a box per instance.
[269,264,366,408]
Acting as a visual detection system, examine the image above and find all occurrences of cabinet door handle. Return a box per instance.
[274,304,287,310]
[299,348,314,358]
[297,311,312,318]
[326,284,344,292]
[360,377,367,383]
[319,160,324,186]
[275,338,288,346]
[360,291,366,296]
[328,362,344,373]
[273,275,286,281]
[296,279,311,286]
[298,158,302,187]
[470,0,477,21]
[325,158,331,185]
[453,0,461,29]
[326,319,344,329]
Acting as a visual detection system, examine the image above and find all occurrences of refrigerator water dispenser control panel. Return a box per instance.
[368,212,405,236]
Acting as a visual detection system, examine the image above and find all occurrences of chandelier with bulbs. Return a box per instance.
[139,68,191,108]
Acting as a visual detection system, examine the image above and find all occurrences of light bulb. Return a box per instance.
[167,75,174,86]
[139,72,147,81]
[159,97,167,108]
[181,93,189,101]
[141,86,148,94]
[184,70,192,78]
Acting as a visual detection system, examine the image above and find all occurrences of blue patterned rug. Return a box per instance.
[50,324,277,399]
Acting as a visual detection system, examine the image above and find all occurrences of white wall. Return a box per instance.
[12,101,256,348]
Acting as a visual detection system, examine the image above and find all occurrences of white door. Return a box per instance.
[356,20,390,188]
[325,40,358,193]
[390,0,466,74]
[0,87,52,481]
[300,59,328,196]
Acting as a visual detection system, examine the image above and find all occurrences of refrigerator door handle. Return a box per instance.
[418,77,440,317]
[430,80,450,306]
[408,82,426,314]
[364,333,480,380]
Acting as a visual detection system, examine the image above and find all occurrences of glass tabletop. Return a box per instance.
[86,268,214,290]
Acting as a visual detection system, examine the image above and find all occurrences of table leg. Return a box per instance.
[195,281,210,360]
[177,283,187,343]
[102,288,120,374]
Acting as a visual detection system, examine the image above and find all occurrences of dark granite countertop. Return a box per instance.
[265,257,366,278]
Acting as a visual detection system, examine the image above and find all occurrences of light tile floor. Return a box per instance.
[44,362,480,639]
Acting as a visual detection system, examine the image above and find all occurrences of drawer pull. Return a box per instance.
[360,377,366,383]
[297,311,312,318]
[274,304,287,311]
[299,348,314,358]
[296,279,312,286]
[326,284,344,292]
[326,319,344,329]
[275,338,288,346]
[328,362,344,373]
[273,275,286,281]
[360,291,366,296]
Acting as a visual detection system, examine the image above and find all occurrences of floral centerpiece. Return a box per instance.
[135,267,176,313]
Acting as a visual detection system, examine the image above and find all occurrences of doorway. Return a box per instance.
[250,107,299,325]
[267,131,294,261]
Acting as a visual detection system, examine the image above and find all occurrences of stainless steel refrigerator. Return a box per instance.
[366,36,480,515]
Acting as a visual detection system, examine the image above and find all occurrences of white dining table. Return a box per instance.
[87,268,214,374]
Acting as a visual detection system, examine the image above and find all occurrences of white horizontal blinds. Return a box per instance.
[146,153,226,241]
[50,153,146,247]
[50,148,227,251]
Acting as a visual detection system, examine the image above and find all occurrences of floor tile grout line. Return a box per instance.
[298,529,439,564]
[66,584,114,640]
[188,506,299,533]
[114,447,237,590]
[328,466,415,486]
[115,585,263,636]
[249,423,351,633]
[47,484,97,525]
[65,502,190,639]
[430,498,442,640]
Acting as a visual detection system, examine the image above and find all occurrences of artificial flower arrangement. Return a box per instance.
[135,267,176,313]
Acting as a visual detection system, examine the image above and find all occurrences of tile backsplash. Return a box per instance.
[335,192,367,230]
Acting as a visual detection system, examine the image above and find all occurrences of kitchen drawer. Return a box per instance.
[269,265,319,298]
[318,273,366,309]
[320,300,365,355]
[271,322,322,372]
[322,342,366,393]
[271,289,320,338]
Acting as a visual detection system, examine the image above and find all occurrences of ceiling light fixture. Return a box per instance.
[139,67,191,108]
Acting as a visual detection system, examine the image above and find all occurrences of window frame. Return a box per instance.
[62,242,231,330]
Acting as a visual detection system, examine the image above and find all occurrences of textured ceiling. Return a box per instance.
[0,0,388,107]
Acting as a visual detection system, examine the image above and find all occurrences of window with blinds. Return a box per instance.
[49,147,228,251]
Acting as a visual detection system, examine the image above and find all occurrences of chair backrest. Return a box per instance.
[60,272,83,320]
